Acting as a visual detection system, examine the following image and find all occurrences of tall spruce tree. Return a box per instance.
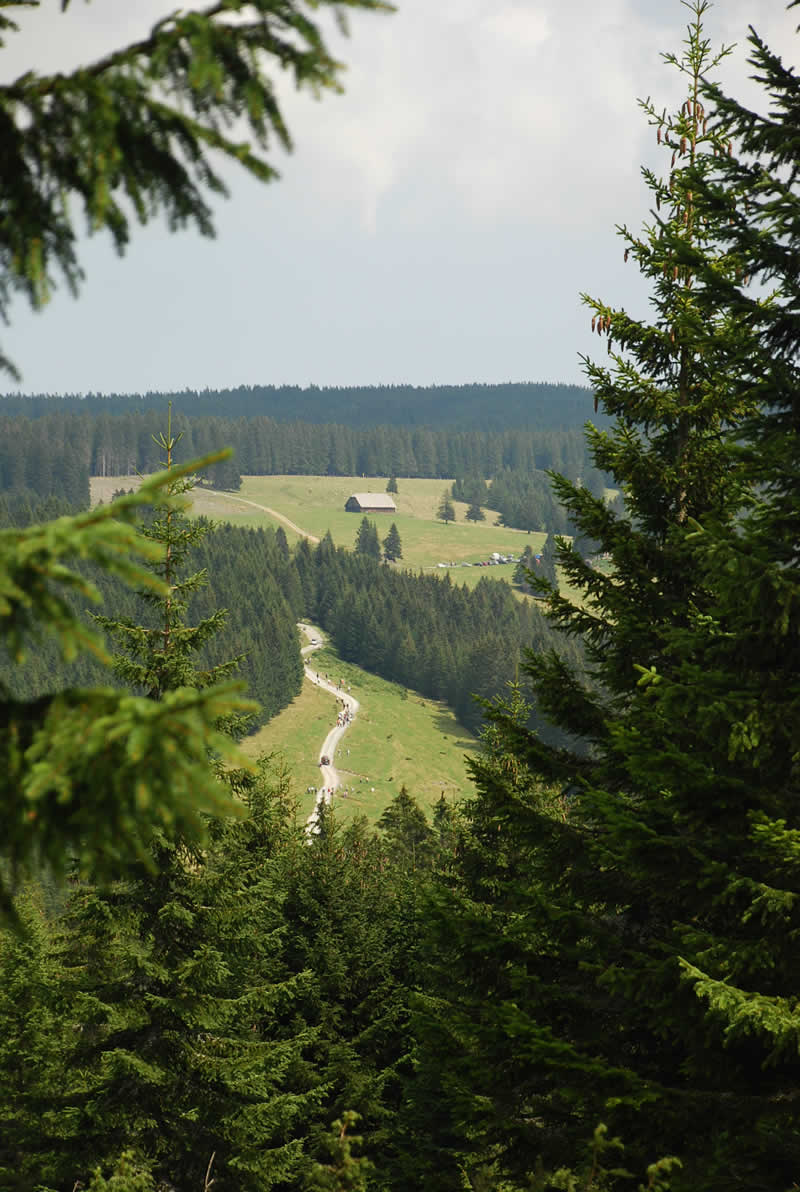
[354,516,382,560]
[588,10,800,1187]
[436,493,456,524]
[94,409,245,707]
[410,6,783,1189]
[377,785,434,872]
[382,522,403,562]
[0,461,252,906]
[46,429,316,1190]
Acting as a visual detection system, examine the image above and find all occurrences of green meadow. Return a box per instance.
[208,475,546,571]
[91,473,549,579]
[241,633,478,825]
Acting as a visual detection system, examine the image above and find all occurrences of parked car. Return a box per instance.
[320,755,330,766]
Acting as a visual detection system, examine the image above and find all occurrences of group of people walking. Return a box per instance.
[336,702,353,729]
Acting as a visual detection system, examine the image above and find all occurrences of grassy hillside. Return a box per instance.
[91,474,548,574]
[241,635,478,825]
[234,475,540,568]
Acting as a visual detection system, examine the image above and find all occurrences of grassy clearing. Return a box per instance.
[235,475,540,569]
[241,633,477,825]
[91,474,548,577]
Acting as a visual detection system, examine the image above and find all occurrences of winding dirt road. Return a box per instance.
[204,490,320,543]
[298,623,360,833]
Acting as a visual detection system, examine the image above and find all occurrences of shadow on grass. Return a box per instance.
[430,711,479,749]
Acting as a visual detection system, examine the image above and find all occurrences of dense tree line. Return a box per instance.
[0,414,89,506]
[0,499,303,732]
[487,467,575,534]
[454,465,609,535]
[405,11,800,1191]
[0,775,443,1192]
[0,407,604,504]
[295,531,580,738]
[513,535,558,594]
[1,490,569,741]
[0,381,604,431]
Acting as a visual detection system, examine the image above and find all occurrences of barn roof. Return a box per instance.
[350,493,397,509]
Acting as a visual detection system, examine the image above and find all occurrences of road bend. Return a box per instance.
[298,623,360,834]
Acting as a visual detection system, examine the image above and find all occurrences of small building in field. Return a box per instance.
[345,493,397,513]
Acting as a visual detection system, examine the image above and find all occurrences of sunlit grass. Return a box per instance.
[242,632,477,824]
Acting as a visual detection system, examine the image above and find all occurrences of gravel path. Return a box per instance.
[204,490,320,543]
[298,623,360,833]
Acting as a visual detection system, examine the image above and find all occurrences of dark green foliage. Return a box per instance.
[436,492,455,524]
[189,521,304,726]
[488,466,573,534]
[0,888,67,1191]
[405,8,800,1189]
[94,417,242,702]
[302,533,578,737]
[513,535,558,595]
[44,761,318,1192]
[464,501,485,522]
[0,413,90,504]
[0,406,605,514]
[0,504,303,732]
[36,427,313,1189]
[377,785,434,872]
[451,474,489,506]
[386,475,398,493]
[382,522,402,562]
[0,464,254,904]
[282,807,422,1182]
[354,516,382,560]
[1,381,603,431]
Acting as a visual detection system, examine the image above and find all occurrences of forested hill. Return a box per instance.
[0,381,603,431]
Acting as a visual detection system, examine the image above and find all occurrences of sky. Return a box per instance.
[2,0,798,395]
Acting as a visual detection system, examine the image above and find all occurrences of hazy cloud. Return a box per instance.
[3,0,799,393]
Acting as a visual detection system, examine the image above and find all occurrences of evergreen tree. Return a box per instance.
[410,7,781,1188]
[515,534,559,597]
[431,793,457,857]
[436,493,456,524]
[0,461,251,904]
[354,516,381,560]
[539,533,558,588]
[465,501,485,522]
[44,425,315,1189]
[451,475,490,507]
[94,408,244,707]
[386,475,398,494]
[281,807,420,1182]
[53,770,316,1191]
[0,888,67,1191]
[382,522,403,562]
[512,543,535,589]
[377,785,434,873]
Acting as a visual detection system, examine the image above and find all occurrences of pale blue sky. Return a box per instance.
[3,0,797,395]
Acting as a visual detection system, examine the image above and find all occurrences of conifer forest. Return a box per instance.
[3,1,800,1189]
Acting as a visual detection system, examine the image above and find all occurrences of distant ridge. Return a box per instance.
[0,382,604,432]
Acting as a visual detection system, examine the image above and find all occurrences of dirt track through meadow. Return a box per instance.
[199,490,320,542]
[298,624,359,834]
